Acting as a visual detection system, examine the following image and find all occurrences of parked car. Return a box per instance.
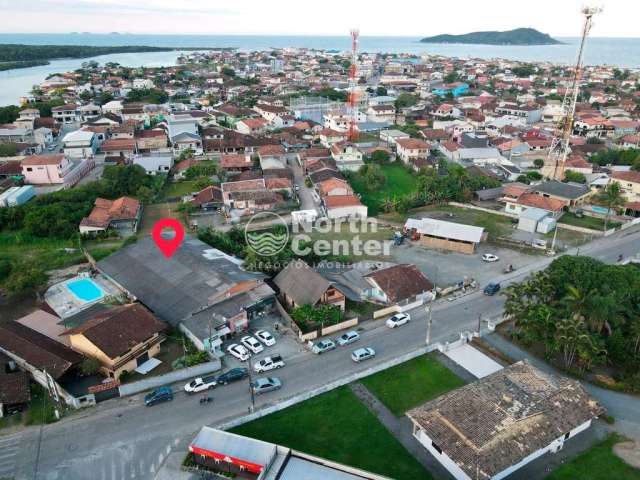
[217,367,249,385]
[337,330,360,346]
[184,375,217,394]
[386,313,410,328]
[482,253,500,263]
[227,343,251,361]
[312,339,336,354]
[484,282,501,296]
[252,377,282,395]
[255,329,276,346]
[351,347,376,363]
[241,335,264,354]
[144,386,173,406]
[253,354,285,373]
[47,144,56,151]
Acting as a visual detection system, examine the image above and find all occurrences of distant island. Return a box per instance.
[420,28,562,46]
[0,44,205,71]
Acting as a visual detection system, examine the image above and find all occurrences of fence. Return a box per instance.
[448,201,518,219]
[295,317,359,343]
[556,222,606,236]
[118,360,222,397]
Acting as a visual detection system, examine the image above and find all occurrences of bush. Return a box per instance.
[80,358,101,376]
[0,258,12,281]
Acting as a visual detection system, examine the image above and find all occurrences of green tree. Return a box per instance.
[370,150,390,164]
[598,182,626,231]
[5,261,47,297]
[0,143,19,157]
[394,93,418,110]
[563,170,586,183]
[533,158,545,169]
[80,357,101,376]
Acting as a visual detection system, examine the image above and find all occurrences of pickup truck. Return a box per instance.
[184,375,217,394]
[253,355,285,373]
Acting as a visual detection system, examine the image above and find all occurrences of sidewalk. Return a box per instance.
[483,332,640,442]
[349,382,454,480]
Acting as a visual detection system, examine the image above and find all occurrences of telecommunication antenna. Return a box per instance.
[347,29,360,142]
[545,6,602,180]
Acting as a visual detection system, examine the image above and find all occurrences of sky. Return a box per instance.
[0,0,638,37]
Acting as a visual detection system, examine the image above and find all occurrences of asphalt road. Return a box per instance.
[3,225,640,480]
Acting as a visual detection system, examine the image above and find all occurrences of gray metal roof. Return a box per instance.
[97,236,266,324]
[533,181,590,200]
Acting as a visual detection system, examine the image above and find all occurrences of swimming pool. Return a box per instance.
[66,278,104,303]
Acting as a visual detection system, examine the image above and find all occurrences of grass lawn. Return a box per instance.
[349,163,419,216]
[162,180,200,198]
[0,231,84,271]
[546,433,640,480]
[558,212,621,231]
[381,204,513,240]
[307,222,395,260]
[25,383,58,426]
[231,386,431,480]
[361,354,465,416]
[138,202,187,236]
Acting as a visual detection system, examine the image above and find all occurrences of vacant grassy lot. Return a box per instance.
[162,180,200,199]
[307,221,395,260]
[231,386,431,480]
[349,163,419,216]
[546,434,640,480]
[361,354,465,416]
[138,202,187,236]
[0,231,84,270]
[382,204,513,240]
[558,212,621,231]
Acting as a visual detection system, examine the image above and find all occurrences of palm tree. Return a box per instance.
[599,182,626,231]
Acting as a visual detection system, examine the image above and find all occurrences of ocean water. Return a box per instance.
[1,33,639,106]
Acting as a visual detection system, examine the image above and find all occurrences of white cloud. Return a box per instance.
[0,0,637,37]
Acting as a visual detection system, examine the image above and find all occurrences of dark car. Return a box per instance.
[217,367,249,385]
[144,386,173,406]
[484,282,501,296]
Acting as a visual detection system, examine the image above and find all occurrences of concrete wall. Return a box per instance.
[448,201,518,219]
[118,360,221,397]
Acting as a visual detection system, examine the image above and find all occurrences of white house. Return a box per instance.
[330,143,364,172]
[132,154,174,176]
[62,129,98,158]
[395,138,430,165]
[323,195,368,219]
[407,361,602,480]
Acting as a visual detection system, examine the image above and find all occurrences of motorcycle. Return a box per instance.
[503,265,515,274]
[199,396,213,405]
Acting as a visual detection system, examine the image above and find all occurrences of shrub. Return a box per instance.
[80,357,101,376]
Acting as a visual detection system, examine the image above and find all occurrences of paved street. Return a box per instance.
[3,225,640,480]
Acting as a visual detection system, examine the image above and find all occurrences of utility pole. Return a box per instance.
[477,313,483,335]
[551,224,559,252]
[247,367,255,413]
[425,302,433,345]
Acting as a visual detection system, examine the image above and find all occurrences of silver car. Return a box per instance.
[252,377,282,395]
[351,347,376,363]
[337,330,360,346]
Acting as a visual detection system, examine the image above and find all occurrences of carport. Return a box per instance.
[444,343,503,378]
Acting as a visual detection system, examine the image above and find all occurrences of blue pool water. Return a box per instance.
[67,278,104,303]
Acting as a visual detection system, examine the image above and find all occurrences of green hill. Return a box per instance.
[420,28,562,46]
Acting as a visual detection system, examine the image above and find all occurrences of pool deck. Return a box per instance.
[45,273,122,319]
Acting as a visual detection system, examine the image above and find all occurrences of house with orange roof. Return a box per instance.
[611,170,640,203]
[79,197,142,235]
[236,118,267,136]
[323,194,367,219]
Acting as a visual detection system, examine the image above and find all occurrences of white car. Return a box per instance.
[184,375,217,394]
[253,354,285,373]
[227,343,251,362]
[255,329,276,346]
[351,347,376,363]
[337,330,360,346]
[482,253,500,263]
[386,313,410,329]
[241,335,264,354]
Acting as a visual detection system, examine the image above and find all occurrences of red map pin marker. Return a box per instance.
[152,218,185,258]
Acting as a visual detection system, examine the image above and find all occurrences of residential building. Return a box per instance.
[364,264,434,305]
[79,197,142,235]
[52,104,80,124]
[21,154,93,187]
[62,304,166,380]
[135,129,168,151]
[395,138,430,165]
[132,154,173,176]
[274,260,346,311]
[611,170,640,202]
[407,361,602,480]
[62,129,98,158]
[236,118,268,136]
[330,142,365,171]
[323,194,368,219]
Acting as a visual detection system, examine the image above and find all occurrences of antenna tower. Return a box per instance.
[348,29,360,142]
[545,6,601,180]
